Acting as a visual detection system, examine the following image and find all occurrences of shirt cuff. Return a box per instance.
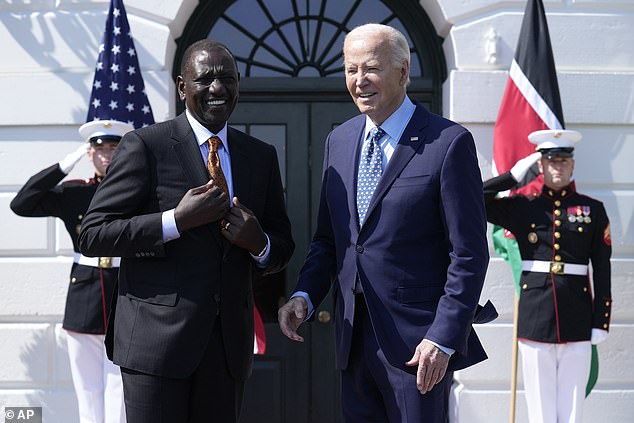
[250,233,271,268]
[425,339,455,356]
[162,209,181,242]
[291,291,314,320]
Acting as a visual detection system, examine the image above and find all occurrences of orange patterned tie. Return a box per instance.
[207,136,229,196]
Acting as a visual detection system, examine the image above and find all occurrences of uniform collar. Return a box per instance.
[542,182,576,199]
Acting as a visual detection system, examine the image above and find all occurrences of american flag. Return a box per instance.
[86,0,154,128]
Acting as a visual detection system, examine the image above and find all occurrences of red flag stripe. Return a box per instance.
[493,79,549,175]
[509,60,563,132]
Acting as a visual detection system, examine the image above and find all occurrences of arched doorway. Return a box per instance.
[175,2,446,421]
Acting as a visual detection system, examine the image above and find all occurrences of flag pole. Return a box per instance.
[509,292,519,423]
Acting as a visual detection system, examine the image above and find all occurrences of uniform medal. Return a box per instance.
[583,206,591,223]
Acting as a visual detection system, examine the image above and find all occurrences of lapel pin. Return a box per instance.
[410,136,418,142]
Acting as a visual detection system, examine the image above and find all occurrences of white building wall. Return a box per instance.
[0,0,632,422]
[439,0,634,421]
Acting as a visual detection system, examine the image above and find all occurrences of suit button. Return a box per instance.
[355,245,364,253]
[554,209,561,216]
[554,200,561,207]
[71,277,77,283]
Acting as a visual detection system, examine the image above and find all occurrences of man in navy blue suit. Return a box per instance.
[278,24,491,422]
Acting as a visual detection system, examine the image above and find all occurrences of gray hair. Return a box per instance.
[344,23,411,84]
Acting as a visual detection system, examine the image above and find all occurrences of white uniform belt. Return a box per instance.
[522,260,588,276]
[73,253,121,268]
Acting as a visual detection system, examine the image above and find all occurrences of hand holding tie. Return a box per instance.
[174,180,229,232]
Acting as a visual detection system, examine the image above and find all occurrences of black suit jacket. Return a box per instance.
[79,113,294,381]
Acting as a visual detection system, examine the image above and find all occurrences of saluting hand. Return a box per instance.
[278,296,308,342]
[405,339,450,395]
[220,197,267,255]
[174,180,230,232]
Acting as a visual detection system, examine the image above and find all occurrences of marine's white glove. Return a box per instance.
[59,143,89,174]
[591,328,609,345]
[510,151,542,182]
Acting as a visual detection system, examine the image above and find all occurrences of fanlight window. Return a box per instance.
[208,0,423,78]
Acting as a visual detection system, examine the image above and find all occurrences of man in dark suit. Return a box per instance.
[79,39,294,423]
[278,24,491,422]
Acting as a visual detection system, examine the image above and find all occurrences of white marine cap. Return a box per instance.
[79,120,134,145]
[528,129,582,158]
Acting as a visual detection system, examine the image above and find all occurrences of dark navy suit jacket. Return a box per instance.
[295,103,489,372]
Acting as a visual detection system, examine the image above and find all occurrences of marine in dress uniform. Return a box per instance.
[10,120,134,423]
[484,129,612,423]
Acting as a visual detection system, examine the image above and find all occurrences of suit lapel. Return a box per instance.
[171,113,223,247]
[344,119,366,233]
[172,113,209,188]
[363,105,429,226]
[222,128,254,257]
[227,127,252,206]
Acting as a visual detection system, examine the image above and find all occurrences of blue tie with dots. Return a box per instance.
[357,127,386,225]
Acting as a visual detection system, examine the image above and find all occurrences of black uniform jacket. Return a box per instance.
[484,173,611,343]
[78,113,294,381]
[10,164,116,334]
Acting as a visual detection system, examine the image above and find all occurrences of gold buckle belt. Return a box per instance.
[99,257,113,268]
[550,262,564,275]
[74,254,121,268]
[521,260,588,276]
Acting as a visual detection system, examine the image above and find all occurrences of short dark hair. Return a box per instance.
[179,39,238,76]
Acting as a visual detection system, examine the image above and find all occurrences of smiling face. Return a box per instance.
[177,45,239,133]
[344,32,409,126]
[539,156,575,190]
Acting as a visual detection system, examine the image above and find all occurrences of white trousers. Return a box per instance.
[519,340,591,423]
[66,332,126,423]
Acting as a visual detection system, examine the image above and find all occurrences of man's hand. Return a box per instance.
[174,180,230,232]
[510,151,542,182]
[405,339,450,394]
[591,328,609,345]
[59,143,90,174]
[220,197,267,254]
[278,296,308,342]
